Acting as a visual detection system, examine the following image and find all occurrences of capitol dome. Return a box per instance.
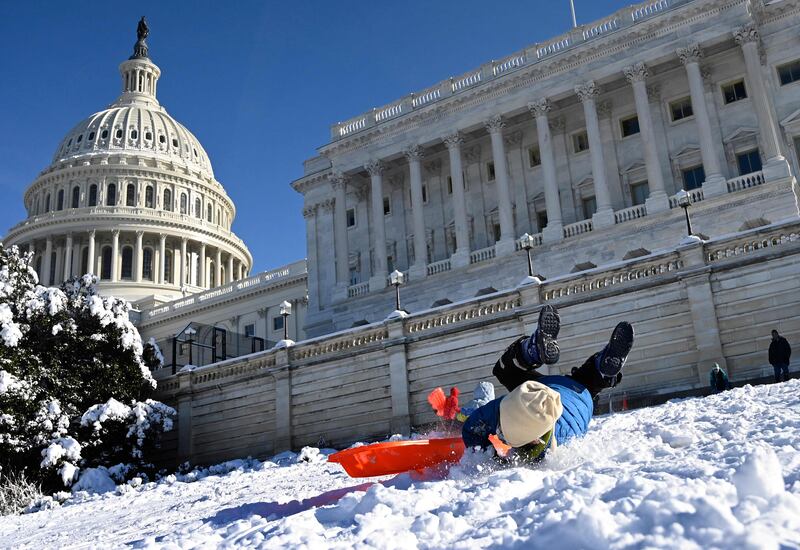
[4,18,253,304]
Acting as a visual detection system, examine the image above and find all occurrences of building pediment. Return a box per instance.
[780,108,800,132]
[723,127,758,144]
[671,145,701,160]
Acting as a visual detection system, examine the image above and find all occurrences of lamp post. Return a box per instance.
[389,269,405,312]
[184,326,197,365]
[279,300,292,341]
[675,189,694,236]
[519,233,536,277]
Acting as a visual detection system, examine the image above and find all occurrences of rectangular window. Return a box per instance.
[244,323,255,338]
[682,165,706,190]
[272,316,284,331]
[486,162,496,181]
[349,267,359,286]
[572,131,589,153]
[346,208,356,228]
[736,149,762,175]
[630,181,649,206]
[722,79,747,104]
[670,97,694,122]
[777,59,800,86]
[383,196,391,216]
[582,196,597,220]
[536,210,548,231]
[492,223,501,242]
[528,146,541,167]
[620,115,640,137]
[387,255,394,273]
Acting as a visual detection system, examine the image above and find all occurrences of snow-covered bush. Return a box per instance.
[0,244,173,497]
[0,470,42,516]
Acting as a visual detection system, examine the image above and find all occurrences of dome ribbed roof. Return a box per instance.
[52,102,214,179]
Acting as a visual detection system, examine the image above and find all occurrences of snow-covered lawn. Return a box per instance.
[2,380,800,549]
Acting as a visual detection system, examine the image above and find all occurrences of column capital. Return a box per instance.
[365,160,386,176]
[180,236,188,244]
[135,230,144,239]
[302,204,318,219]
[330,171,348,191]
[403,144,425,161]
[320,198,335,213]
[88,229,96,237]
[442,132,463,149]
[159,233,167,242]
[574,80,599,102]
[527,98,551,118]
[484,115,505,134]
[733,23,759,45]
[623,62,649,83]
[677,43,703,65]
[112,229,120,237]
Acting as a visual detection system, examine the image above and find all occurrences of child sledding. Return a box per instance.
[329,305,635,476]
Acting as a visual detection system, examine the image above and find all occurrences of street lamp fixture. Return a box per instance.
[279,300,292,341]
[184,326,197,365]
[389,269,405,312]
[519,233,536,277]
[675,189,694,237]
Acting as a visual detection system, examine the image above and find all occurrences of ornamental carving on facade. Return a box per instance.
[442,132,464,149]
[623,62,649,83]
[365,160,386,176]
[574,80,599,102]
[403,144,425,161]
[302,204,317,219]
[527,98,551,118]
[484,115,505,133]
[733,23,759,45]
[330,172,348,191]
[677,43,703,65]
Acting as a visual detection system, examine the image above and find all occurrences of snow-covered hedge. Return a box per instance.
[0,244,173,500]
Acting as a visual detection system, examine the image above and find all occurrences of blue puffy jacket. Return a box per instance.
[462,375,594,455]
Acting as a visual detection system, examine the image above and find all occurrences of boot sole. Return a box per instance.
[599,321,634,377]
[536,305,561,365]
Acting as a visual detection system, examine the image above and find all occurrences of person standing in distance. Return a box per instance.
[768,330,792,383]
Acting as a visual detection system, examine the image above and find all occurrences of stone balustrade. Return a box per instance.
[726,171,765,193]
[615,204,648,224]
[330,0,686,139]
[426,257,452,276]
[348,281,370,298]
[563,219,593,238]
[669,187,705,208]
[469,245,496,264]
[154,218,800,465]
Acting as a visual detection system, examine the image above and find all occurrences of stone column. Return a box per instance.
[575,81,615,228]
[366,160,388,291]
[111,230,120,282]
[331,173,350,298]
[179,237,187,287]
[63,233,73,280]
[485,115,516,255]
[404,145,428,279]
[443,132,471,267]
[43,237,53,286]
[198,243,206,287]
[71,239,81,277]
[677,44,727,196]
[159,234,167,285]
[505,131,531,237]
[215,248,222,288]
[386,319,411,435]
[227,253,234,284]
[134,231,143,283]
[734,24,792,182]
[303,205,320,313]
[87,230,96,276]
[624,62,669,212]
[528,99,564,242]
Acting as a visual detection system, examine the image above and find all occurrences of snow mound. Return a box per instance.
[1,379,799,548]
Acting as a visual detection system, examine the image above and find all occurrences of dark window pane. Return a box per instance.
[621,116,640,137]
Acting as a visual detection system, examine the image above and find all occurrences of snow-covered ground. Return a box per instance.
[2,379,800,549]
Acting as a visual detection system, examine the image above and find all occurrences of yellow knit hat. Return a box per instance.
[499,380,563,448]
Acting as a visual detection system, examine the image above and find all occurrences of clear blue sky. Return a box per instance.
[0,1,628,273]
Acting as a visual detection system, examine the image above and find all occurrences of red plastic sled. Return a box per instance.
[328,437,466,478]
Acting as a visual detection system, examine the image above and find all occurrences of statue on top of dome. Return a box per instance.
[131,16,150,60]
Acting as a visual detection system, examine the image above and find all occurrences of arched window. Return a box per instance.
[180,193,187,214]
[216,208,221,225]
[145,185,154,208]
[80,247,89,276]
[71,186,80,208]
[57,190,64,211]
[121,247,133,280]
[207,204,213,222]
[126,184,136,207]
[194,198,202,219]
[142,248,153,281]
[165,253,173,285]
[45,194,51,212]
[163,189,172,211]
[101,247,112,279]
[88,184,97,207]
[106,184,117,206]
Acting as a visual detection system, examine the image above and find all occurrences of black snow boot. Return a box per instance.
[493,305,560,392]
[570,321,634,398]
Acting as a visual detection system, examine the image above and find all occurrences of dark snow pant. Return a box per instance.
[492,339,620,399]
[773,364,789,383]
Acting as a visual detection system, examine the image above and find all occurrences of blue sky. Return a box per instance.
[0,1,629,273]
